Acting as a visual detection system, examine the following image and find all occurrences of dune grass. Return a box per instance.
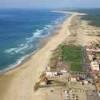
[60,45,83,72]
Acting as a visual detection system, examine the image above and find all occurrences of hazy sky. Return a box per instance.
[0,0,100,9]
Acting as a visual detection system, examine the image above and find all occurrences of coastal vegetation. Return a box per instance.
[49,44,83,72]
[81,9,100,27]
[60,44,83,72]
[71,8,100,27]
[82,14,100,27]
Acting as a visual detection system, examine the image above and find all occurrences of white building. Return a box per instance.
[45,72,57,78]
[70,77,77,82]
[90,60,99,71]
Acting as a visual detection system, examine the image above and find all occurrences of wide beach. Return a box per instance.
[0,12,80,100]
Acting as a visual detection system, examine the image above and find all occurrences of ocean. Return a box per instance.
[0,9,69,72]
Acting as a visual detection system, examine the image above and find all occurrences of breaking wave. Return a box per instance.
[2,15,66,73]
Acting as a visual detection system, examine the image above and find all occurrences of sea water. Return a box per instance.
[0,9,69,71]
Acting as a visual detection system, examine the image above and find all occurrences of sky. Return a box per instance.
[0,0,100,9]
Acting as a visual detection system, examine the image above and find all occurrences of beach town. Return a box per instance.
[34,12,100,100]
[0,11,100,100]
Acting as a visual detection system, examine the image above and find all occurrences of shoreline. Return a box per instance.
[0,12,80,100]
[0,13,68,74]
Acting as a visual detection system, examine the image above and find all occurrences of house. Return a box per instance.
[45,71,57,78]
[90,60,99,71]
[70,77,77,82]
[60,69,67,73]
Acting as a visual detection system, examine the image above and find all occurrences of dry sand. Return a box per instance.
[0,12,79,100]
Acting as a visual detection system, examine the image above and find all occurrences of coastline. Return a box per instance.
[0,13,67,74]
[0,12,80,100]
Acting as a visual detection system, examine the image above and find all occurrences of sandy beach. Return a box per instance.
[0,12,84,100]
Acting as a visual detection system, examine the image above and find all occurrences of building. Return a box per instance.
[90,60,99,71]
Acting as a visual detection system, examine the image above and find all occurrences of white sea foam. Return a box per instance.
[4,23,56,55]
[4,17,63,55]
[5,44,29,54]
[5,48,17,54]
[33,29,43,37]
[0,13,67,74]
[0,54,31,74]
[33,25,52,38]
[4,30,41,55]
[26,24,53,45]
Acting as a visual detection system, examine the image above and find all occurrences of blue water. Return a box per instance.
[0,9,68,71]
